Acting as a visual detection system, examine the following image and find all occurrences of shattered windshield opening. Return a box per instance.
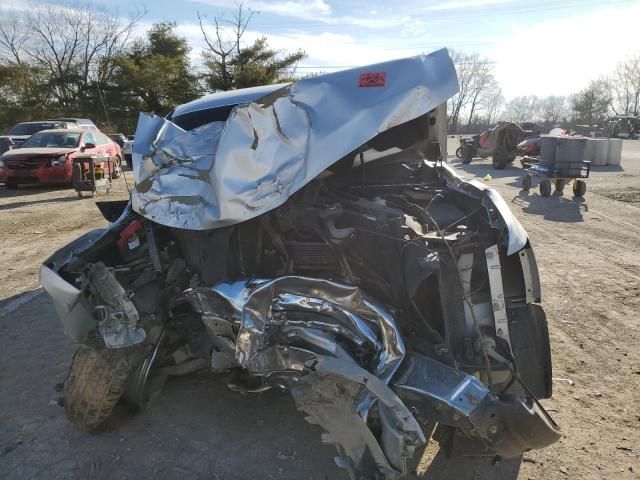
[171,104,236,131]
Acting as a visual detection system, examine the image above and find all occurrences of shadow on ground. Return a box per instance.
[0,194,80,211]
[0,183,72,197]
[511,190,588,223]
[0,287,43,315]
[448,158,522,181]
[421,449,521,479]
[589,165,625,173]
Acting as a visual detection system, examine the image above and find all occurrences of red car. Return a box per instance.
[0,129,123,189]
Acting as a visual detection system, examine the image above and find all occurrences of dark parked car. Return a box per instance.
[5,121,70,146]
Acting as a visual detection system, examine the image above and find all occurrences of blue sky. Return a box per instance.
[8,0,640,97]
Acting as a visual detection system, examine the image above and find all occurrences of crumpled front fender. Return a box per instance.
[189,277,560,479]
[392,353,560,459]
[40,265,96,342]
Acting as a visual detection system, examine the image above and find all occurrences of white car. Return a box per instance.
[122,138,134,166]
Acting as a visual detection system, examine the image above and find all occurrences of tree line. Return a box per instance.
[0,3,304,134]
[1,2,638,135]
[449,50,640,133]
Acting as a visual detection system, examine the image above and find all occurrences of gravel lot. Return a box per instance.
[1,140,639,479]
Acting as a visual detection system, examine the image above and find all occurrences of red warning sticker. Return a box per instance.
[359,72,386,87]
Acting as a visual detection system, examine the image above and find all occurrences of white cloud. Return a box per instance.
[188,0,427,32]
[261,31,400,67]
[489,2,640,97]
[189,0,331,21]
[331,15,409,29]
[0,0,29,12]
[177,20,433,72]
[424,0,514,11]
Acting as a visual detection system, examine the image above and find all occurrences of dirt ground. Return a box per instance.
[1,141,639,479]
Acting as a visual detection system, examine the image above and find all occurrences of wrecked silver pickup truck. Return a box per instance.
[40,48,559,479]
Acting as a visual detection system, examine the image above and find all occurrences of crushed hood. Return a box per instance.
[131,48,459,230]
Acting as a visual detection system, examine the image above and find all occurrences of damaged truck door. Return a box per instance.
[40,48,560,479]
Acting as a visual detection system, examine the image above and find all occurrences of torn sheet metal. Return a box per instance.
[131,48,459,230]
[90,262,146,348]
[293,356,425,478]
[443,162,528,256]
[392,353,561,458]
[189,276,559,476]
[206,276,406,382]
[188,276,415,477]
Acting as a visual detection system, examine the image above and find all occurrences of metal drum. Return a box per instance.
[607,138,623,166]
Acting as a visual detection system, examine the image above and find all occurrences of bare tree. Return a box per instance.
[198,4,305,91]
[540,96,568,125]
[502,96,541,123]
[447,51,476,132]
[0,2,144,111]
[0,14,29,65]
[0,13,50,118]
[465,59,495,128]
[447,51,497,132]
[609,55,640,116]
[571,80,611,125]
[481,83,504,126]
[197,5,254,91]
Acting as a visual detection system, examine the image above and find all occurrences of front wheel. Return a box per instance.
[111,157,123,179]
[573,180,587,197]
[462,144,473,164]
[455,146,463,159]
[539,179,552,197]
[492,145,507,170]
[492,155,507,170]
[64,338,140,432]
[521,174,532,191]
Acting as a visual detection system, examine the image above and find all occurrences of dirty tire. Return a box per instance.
[64,342,137,433]
[492,144,508,170]
[540,179,552,197]
[492,156,506,169]
[521,174,532,191]
[111,156,123,179]
[573,180,587,197]
[455,146,463,159]
[462,144,473,164]
[492,151,507,170]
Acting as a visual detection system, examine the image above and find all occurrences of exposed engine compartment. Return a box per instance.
[40,50,559,480]
[42,154,558,479]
